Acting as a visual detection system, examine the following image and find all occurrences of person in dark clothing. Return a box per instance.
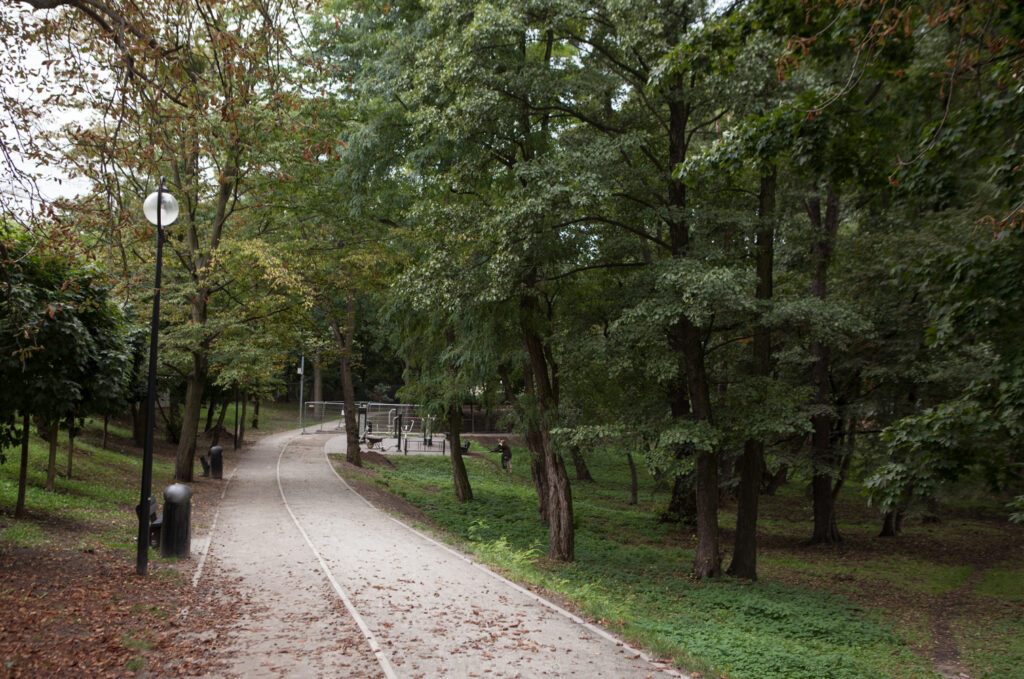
[492,439,512,474]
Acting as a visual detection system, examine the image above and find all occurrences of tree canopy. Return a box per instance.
[2,0,1022,578]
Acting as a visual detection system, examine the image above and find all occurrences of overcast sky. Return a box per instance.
[1,4,92,215]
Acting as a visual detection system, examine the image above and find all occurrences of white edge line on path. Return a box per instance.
[322,440,687,679]
[191,464,238,588]
[278,437,401,679]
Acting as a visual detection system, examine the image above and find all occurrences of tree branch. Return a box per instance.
[538,261,646,283]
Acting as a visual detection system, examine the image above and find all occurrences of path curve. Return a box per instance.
[202,428,686,678]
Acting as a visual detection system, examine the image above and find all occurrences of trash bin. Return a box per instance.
[209,445,223,479]
[159,483,192,559]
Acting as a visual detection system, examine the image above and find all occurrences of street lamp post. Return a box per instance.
[136,178,178,576]
[298,356,305,430]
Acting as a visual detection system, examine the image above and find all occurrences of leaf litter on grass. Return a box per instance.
[0,546,251,678]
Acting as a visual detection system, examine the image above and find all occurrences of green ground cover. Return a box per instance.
[0,402,299,677]
[4,407,1019,679]
[0,434,175,551]
[961,617,1024,679]
[0,402,296,550]
[356,441,1024,679]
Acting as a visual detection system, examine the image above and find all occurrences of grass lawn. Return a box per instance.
[0,431,177,552]
[0,400,299,676]
[4,403,1020,679]
[341,441,1024,679]
[0,400,299,548]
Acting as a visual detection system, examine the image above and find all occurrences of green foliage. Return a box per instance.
[960,616,1024,679]
[767,553,973,596]
[366,449,938,679]
[1010,496,1024,525]
[872,230,1024,518]
[0,520,48,547]
[81,416,132,440]
[6,0,1023,664]
[0,232,132,450]
[977,567,1024,601]
[466,519,543,572]
[0,430,175,550]
[618,259,756,331]
[631,583,909,679]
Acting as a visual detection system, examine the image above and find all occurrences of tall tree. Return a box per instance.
[26,0,315,481]
[1,230,130,512]
[339,0,758,572]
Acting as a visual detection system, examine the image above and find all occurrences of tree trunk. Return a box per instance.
[175,351,209,482]
[205,388,216,432]
[252,395,260,429]
[664,472,697,522]
[67,428,75,480]
[729,439,763,579]
[131,399,145,447]
[444,326,473,502]
[569,444,594,482]
[329,296,361,467]
[45,423,58,492]
[811,461,842,543]
[729,167,776,581]
[765,465,789,496]
[160,393,182,445]
[211,395,229,447]
[545,448,574,561]
[103,416,109,449]
[663,367,697,523]
[313,354,324,419]
[447,402,473,502]
[238,389,247,444]
[521,295,574,562]
[693,447,720,578]
[807,186,843,545]
[832,451,854,502]
[498,363,550,523]
[659,75,720,578]
[175,151,234,481]
[672,316,720,579]
[16,410,30,518]
[626,452,638,505]
[879,509,903,537]
[524,403,551,525]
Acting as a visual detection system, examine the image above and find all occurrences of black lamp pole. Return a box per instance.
[136,178,169,576]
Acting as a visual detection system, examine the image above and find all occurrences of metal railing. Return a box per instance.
[302,400,467,456]
[300,401,345,433]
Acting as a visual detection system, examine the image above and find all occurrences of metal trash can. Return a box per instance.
[209,445,223,479]
[159,483,192,559]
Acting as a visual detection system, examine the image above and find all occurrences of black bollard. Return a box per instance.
[209,445,223,479]
[159,483,192,559]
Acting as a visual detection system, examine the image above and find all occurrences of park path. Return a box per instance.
[199,427,686,679]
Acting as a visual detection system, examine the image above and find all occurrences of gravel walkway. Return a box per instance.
[199,428,686,679]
